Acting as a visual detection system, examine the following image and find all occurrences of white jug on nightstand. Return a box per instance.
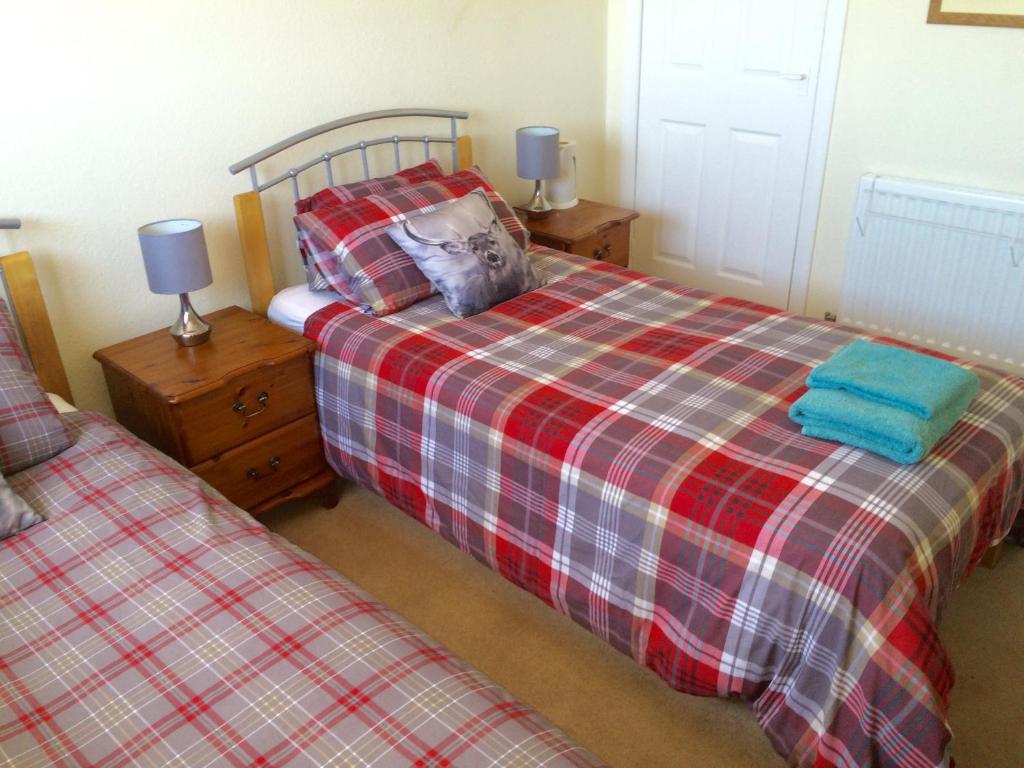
[546,140,578,210]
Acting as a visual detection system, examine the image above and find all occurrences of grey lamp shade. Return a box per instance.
[138,219,213,295]
[516,126,560,180]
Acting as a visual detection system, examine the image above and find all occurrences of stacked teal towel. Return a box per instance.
[790,340,979,464]
[805,339,979,419]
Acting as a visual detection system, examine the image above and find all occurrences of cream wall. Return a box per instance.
[603,0,631,205]
[603,0,1024,318]
[1,1,608,413]
[805,0,1024,318]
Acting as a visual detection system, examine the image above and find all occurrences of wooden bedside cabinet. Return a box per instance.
[93,306,336,514]
[517,199,639,268]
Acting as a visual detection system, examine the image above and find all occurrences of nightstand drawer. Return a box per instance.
[193,414,326,510]
[572,223,630,267]
[176,354,315,464]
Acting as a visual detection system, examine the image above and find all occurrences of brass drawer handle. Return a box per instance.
[592,243,612,261]
[233,391,269,419]
[246,455,280,481]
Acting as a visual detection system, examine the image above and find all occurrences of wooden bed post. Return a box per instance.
[456,136,473,170]
[233,191,276,316]
[0,251,74,404]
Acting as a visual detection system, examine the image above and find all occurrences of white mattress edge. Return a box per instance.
[48,393,77,413]
[267,284,344,334]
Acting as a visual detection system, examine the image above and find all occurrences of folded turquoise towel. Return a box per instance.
[806,339,979,420]
[789,385,976,464]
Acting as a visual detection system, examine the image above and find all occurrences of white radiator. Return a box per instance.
[840,174,1024,373]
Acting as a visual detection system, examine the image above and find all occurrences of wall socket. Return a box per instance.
[824,312,837,322]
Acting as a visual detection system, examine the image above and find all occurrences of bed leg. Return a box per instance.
[980,541,1005,569]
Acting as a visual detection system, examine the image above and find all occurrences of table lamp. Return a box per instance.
[516,126,560,218]
[139,219,213,346]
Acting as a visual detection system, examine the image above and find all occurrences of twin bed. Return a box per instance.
[0,250,602,765]
[230,110,1024,767]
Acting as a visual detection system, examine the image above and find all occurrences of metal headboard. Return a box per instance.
[228,108,469,201]
[0,218,21,230]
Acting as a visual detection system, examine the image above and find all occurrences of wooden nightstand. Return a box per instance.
[93,306,336,515]
[517,199,639,268]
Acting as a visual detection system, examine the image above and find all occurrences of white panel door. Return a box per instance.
[633,0,830,309]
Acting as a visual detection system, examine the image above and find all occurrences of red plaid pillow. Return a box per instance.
[295,159,444,215]
[294,168,530,316]
[295,161,446,293]
[0,301,73,475]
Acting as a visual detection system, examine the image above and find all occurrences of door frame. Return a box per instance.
[616,0,849,314]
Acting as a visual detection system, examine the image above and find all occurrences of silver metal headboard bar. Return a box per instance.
[228,108,469,201]
[0,218,29,358]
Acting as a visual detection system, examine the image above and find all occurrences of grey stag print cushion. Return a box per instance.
[387,189,543,319]
[0,473,43,540]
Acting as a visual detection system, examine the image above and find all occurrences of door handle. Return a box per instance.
[779,73,808,81]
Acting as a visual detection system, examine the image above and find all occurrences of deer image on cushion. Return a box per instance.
[387,189,543,318]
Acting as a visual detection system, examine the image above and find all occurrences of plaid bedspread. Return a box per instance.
[0,412,603,767]
[307,247,1024,768]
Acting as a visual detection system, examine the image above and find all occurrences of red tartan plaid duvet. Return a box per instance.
[306,247,1024,768]
[0,412,603,767]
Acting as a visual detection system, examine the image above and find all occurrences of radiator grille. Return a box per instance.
[840,175,1024,373]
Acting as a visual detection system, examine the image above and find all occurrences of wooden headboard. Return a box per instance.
[229,108,472,316]
[0,251,73,404]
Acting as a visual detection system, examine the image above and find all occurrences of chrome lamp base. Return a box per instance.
[520,179,553,219]
[170,292,211,346]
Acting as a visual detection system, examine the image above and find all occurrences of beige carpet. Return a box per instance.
[262,483,1024,767]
